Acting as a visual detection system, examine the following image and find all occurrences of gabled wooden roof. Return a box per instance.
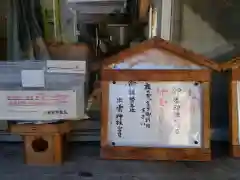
[220,57,240,71]
[103,37,220,71]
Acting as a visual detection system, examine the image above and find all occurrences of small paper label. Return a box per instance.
[47,60,86,74]
[21,70,45,88]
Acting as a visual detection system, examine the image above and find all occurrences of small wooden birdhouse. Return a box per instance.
[221,57,240,157]
[101,38,220,161]
[10,121,71,165]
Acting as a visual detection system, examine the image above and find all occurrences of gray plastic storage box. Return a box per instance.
[0,60,86,121]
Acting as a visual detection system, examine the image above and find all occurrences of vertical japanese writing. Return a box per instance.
[128,81,136,112]
[158,88,168,107]
[172,87,182,134]
[141,107,145,124]
[189,87,200,114]
[141,83,152,128]
[116,97,124,138]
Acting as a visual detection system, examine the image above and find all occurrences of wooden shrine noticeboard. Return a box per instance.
[221,58,240,157]
[101,38,220,161]
[101,70,211,161]
[99,38,222,161]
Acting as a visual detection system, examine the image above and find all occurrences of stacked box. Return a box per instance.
[0,60,86,121]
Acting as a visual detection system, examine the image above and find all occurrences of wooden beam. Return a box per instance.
[102,69,211,82]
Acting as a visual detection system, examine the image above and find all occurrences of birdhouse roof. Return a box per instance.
[103,37,220,71]
[220,57,240,71]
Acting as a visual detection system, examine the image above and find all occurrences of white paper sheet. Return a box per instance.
[108,81,202,148]
[0,90,83,120]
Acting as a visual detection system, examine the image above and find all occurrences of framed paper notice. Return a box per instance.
[101,38,214,161]
[107,81,202,148]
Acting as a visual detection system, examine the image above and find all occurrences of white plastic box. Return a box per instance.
[0,60,86,121]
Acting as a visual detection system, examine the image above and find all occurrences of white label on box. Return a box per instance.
[108,81,202,148]
[0,90,80,121]
[46,60,86,74]
[21,70,45,88]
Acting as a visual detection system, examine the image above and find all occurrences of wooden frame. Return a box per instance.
[102,69,211,82]
[221,59,240,157]
[103,38,220,72]
[101,70,211,161]
[100,38,221,161]
[229,69,240,157]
